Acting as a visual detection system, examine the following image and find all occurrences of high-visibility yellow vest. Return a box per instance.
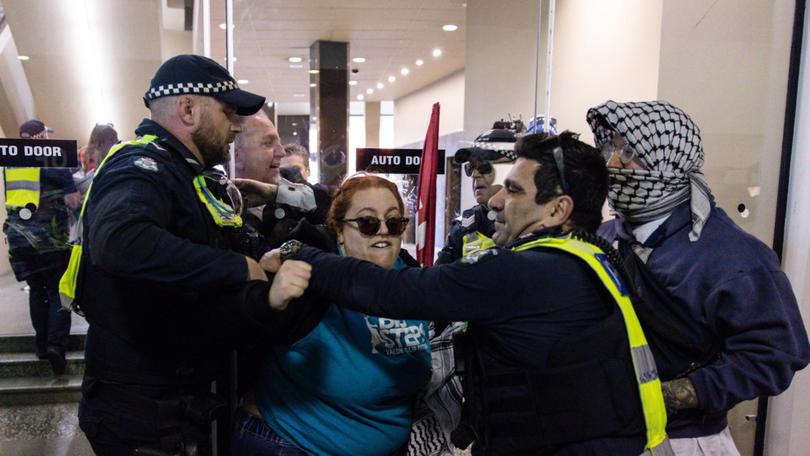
[461,231,495,257]
[4,167,41,210]
[59,135,243,310]
[512,234,673,455]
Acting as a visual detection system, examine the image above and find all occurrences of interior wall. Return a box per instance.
[765,4,810,455]
[657,0,794,244]
[393,69,465,147]
[549,0,663,137]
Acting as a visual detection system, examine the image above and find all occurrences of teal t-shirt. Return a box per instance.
[256,256,431,456]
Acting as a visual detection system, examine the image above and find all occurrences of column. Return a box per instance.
[310,40,348,188]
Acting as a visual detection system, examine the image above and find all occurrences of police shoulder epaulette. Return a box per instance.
[461,214,475,228]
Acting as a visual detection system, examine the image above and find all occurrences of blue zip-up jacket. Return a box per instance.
[599,202,810,438]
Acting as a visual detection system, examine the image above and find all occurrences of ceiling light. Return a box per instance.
[288,56,303,63]
[388,76,396,83]
[366,88,374,95]
[309,83,316,87]
[376,82,384,89]
[289,64,304,69]
[432,48,442,58]
[442,24,458,32]
[415,59,424,66]
[352,57,366,63]
[357,95,364,101]
[293,93,305,97]
[309,69,320,74]
[218,23,226,30]
[293,131,298,136]
[349,80,358,86]
[17,55,30,61]
[237,79,249,84]
[400,67,410,76]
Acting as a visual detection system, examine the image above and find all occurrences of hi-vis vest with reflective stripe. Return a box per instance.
[461,231,495,257]
[512,234,674,456]
[4,167,41,209]
[58,135,243,309]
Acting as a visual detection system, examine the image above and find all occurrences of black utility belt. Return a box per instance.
[84,377,225,427]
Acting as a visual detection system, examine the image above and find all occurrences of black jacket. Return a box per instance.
[78,119,327,386]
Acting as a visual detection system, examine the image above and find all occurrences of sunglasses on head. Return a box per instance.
[342,216,410,236]
[463,161,494,177]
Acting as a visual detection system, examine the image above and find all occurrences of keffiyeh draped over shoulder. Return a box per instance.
[586,100,713,241]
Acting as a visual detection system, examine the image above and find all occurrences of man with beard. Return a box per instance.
[62,54,327,455]
[435,128,519,265]
[588,100,809,455]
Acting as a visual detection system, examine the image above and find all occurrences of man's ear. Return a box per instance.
[177,95,197,126]
[548,195,575,226]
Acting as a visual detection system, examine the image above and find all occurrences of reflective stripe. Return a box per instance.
[513,234,671,453]
[192,176,243,228]
[4,167,41,208]
[5,180,40,191]
[59,135,159,305]
[461,231,495,257]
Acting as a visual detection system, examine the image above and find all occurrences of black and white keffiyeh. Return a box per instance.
[586,100,713,241]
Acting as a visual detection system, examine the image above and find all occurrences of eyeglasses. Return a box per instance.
[342,216,410,236]
[600,140,638,165]
[550,146,570,195]
[201,172,244,217]
[463,161,494,177]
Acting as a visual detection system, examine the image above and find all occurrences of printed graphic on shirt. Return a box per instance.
[364,316,428,355]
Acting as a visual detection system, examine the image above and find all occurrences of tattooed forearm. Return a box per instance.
[661,378,699,412]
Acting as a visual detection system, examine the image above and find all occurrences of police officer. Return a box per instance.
[4,120,81,374]
[435,128,518,264]
[270,132,675,455]
[62,54,325,455]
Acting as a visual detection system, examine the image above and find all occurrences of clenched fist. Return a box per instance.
[268,260,312,311]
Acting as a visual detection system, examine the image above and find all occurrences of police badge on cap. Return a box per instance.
[143,55,266,116]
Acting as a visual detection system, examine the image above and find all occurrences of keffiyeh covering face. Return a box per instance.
[586,100,713,241]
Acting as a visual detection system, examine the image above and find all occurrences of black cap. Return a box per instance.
[19,119,53,138]
[143,54,265,116]
[454,129,518,164]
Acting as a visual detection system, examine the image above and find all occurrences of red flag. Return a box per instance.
[416,103,440,267]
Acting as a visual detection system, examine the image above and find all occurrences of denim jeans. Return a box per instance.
[231,409,308,456]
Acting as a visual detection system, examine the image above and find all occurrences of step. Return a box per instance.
[0,375,82,406]
[0,334,86,354]
[0,351,85,378]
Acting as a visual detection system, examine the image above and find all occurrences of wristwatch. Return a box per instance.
[279,239,303,262]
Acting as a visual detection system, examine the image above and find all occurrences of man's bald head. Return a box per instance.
[234,113,284,184]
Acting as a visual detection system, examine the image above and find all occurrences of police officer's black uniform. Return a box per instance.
[435,204,494,265]
[287,229,654,455]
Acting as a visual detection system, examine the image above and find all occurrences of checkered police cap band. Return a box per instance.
[469,142,517,161]
[144,80,241,103]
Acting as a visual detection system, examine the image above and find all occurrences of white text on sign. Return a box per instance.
[0,145,63,157]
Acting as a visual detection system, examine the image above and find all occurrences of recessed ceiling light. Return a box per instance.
[352,57,366,63]
[289,64,304,69]
[218,23,226,30]
[309,69,320,74]
[366,88,374,95]
[237,79,249,84]
[293,93,305,97]
[357,95,365,101]
[432,48,442,58]
[293,131,298,136]
[442,24,458,32]
[17,55,30,61]
[349,80,358,86]
[309,83,316,87]
[415,59,424,66]
[400,67,410,76]
[388,76,396,83]
[288,56,303,63]
[312,116,317,121]
[376,82,384,89]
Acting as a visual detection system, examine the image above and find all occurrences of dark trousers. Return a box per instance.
[26,257,71,353]
[79,390,212,456]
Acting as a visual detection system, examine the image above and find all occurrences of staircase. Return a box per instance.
[0,333,86,406]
